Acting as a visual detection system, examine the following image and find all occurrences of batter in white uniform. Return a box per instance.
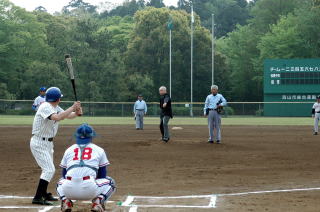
[312,95,320,135]
[56,124,116,212]
[30,87,82,205]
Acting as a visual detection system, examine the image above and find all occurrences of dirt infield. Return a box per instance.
[0,124,320,211]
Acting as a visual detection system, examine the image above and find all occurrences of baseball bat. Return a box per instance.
[65,54,78,101]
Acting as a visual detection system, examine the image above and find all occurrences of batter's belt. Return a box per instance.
[32,134,54,142]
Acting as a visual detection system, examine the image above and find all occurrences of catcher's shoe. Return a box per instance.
[91,197,105,212]
[61,199,73,212]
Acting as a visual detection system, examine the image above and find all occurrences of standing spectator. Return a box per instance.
[312,95,320,135]
[159,86,173,142]
[204,85,227,144]
[133,94,147,130]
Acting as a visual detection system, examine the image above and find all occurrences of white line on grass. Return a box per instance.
[0,195,33,199]
[121,187,320,210]
[126,204,215,208]
[132,194,213,199]
[38,206,58,212]
[208,195,217,208]
[0,206,44,209]
[122,196,135,206]
[217,187,320,197]
[128,206,138,212]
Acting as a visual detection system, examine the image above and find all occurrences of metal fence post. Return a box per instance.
[242,103,245,115]
[121,104,124,117]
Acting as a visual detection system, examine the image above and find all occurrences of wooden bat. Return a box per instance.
[65,54,78,101]
[65,54,82,116]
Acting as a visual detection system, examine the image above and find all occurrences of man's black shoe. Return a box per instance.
[163,138,170,143]
[208,140,214,144]
[45,193,58,201]
[32,197,53,205]
[216,140,221,144]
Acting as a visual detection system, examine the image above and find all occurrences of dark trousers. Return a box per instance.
[160,115,170,140]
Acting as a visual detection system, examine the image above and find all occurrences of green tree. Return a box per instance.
[258,6,320,59]
[126,7,229,101]
[105,0,145,17]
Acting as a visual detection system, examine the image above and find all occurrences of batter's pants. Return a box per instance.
[30,135,55,182]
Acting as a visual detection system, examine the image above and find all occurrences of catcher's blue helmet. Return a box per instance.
[75,123,96,145]
[39,87,46,92]
[46,87,63,102]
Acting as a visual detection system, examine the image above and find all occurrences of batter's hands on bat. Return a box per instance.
[76,107,83,116]
[72,101,81,111]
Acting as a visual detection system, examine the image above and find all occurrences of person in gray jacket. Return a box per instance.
[133,94,147,130]
[204,85,227,144]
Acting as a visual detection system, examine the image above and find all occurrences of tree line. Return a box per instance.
[0,0,319,103]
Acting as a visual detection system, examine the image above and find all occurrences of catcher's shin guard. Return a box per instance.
[61,199,73,212]
[91,197,105,212]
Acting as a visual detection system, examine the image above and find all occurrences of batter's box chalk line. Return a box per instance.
[121,187,320,211]
[0,195,114,212]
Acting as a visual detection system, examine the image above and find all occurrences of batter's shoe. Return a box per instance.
[314,132,318,135]
[91,197,105,212]
[207,140,213,143]
[216,140,221,144]
[45,193,58,201]
[32,197,53,205]
[61,199,73,212]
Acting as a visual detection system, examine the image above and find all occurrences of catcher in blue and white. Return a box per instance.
[56,124,116,212]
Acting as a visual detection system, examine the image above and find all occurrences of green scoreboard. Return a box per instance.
[264,59,320,116]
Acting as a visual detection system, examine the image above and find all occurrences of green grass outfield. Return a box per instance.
[0,115,314,126]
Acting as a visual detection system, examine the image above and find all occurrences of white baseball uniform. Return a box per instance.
[30,102,64,182]
[56,143,115,201]
[33,96,46,111]
[313,102,320,133]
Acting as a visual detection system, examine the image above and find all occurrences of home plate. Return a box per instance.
[172,127,183,130]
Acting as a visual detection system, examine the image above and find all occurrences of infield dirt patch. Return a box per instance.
[0,124,320,211]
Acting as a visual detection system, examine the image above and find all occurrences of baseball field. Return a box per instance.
[1,116,320,211]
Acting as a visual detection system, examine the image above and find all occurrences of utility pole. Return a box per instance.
[169,26,172,97]
[167,16,173,98]
[212,13,214,85]
[190,3,194,117]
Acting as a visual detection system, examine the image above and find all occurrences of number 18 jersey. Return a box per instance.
[60,143,110,178]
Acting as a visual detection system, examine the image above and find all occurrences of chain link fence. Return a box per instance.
[0,100,314,117]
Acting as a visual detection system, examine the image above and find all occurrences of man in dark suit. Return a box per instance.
[159,86,173,142]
